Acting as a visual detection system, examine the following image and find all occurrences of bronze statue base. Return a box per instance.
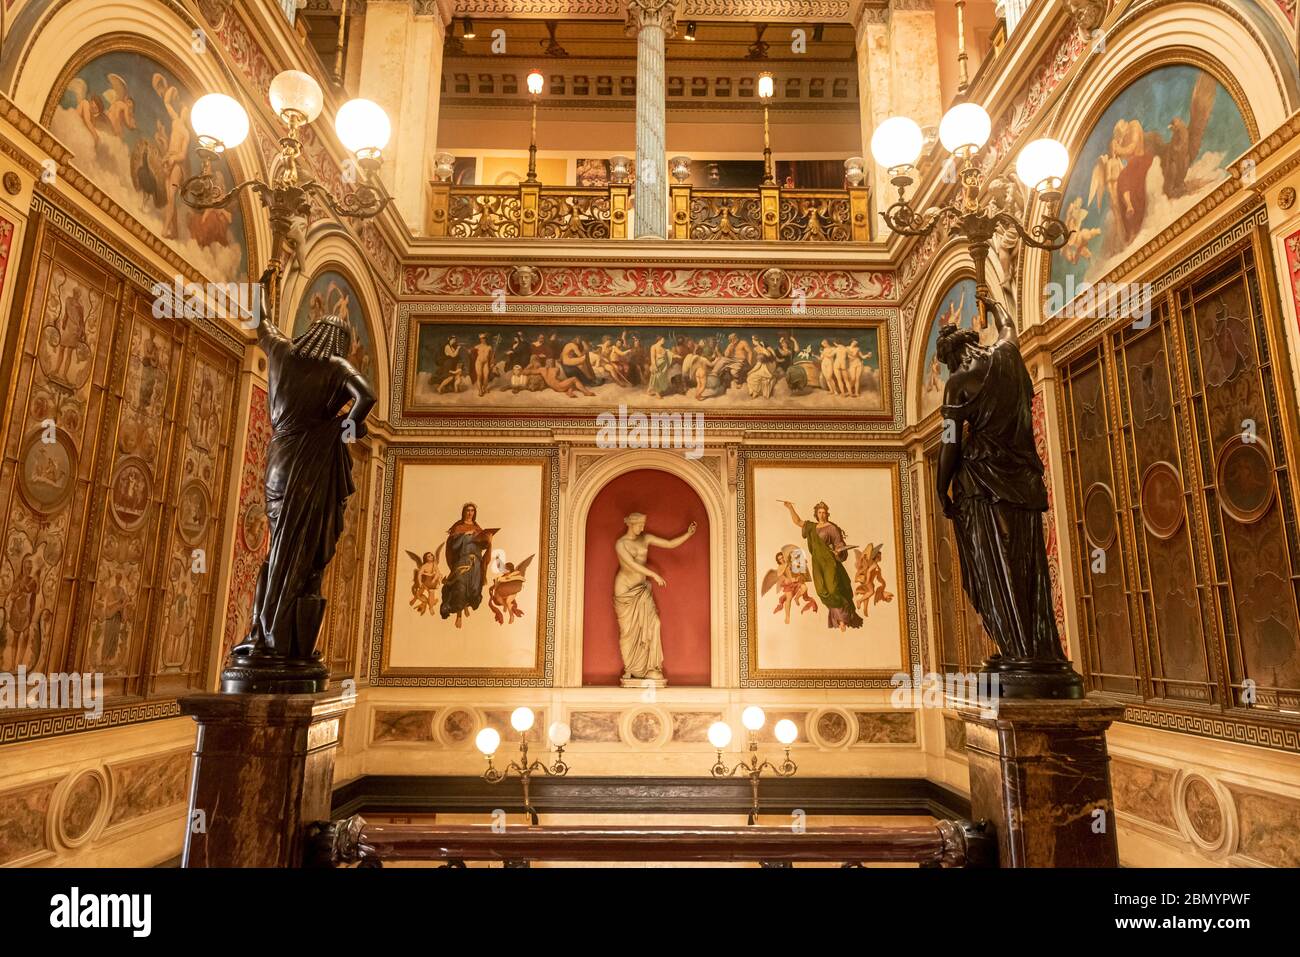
[981,655,1084,699]
[220,654,329,694]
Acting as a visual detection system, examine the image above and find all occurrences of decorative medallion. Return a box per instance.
[757,266,791,299]
[240,500,268,552]
[58,770,106,848]
[1183,776,1224,845]
[176,480,211,546]
[108,457,152,532]
[629,710,663,744]
[509,264,542,297]
[814,709,850,747]
[1082,482,1117,549]
[17,427,78,515]
[2,172,20,196]
[441,709,474,745]
[1279,186,1296,211]
[1216,436,1275,524]
[1140,460,1184,540]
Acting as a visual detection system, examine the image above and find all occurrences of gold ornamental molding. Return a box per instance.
[450,0,858,19]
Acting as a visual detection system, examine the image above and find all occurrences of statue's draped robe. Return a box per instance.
[943,339,1064,661]
[801,520,863,630]
[259,335,357,656]
[614,538,664,678]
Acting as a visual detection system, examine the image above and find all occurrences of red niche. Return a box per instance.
[582,468,711,686]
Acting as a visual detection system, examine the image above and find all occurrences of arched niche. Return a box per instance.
[581,468,712,687]
[905,239,979,426]
[285,229,392,420]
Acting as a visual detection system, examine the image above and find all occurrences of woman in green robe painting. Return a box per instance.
[780,500,863,632]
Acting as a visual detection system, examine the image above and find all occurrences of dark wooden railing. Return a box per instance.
[306,815,994,868]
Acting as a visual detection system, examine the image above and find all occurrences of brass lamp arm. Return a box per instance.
[992,209,1072,252]
[178,174,262,211]
[304,179,394,222]
[879,200,958,238]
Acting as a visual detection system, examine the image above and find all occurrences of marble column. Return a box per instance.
[888,0,944,130]
[179,689,355,867]
[356,0,447,234]
[957,697,1126,867]
[625,0,676,239]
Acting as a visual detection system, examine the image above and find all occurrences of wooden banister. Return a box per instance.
[306,815,995,868]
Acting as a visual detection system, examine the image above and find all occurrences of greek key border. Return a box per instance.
[735,446,920,688]
[390,300,905,433]
[0,699,182,745]
[367,444,559,687]
[1123,706,1300,754]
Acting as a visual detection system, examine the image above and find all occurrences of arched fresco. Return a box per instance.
[48,48,251,282]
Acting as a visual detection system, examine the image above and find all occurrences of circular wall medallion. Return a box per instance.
[1140,461,1184,540]
[108,457,152,532]
[2,171,21,195]
[1176,772,1234,855]
[1215,436,1274,525]
[440,708,475,746]
[630,711,663,744]
[812,708,851,748]
[240,499,268,552]
[17,427,78,515]
[57,770,108,849]
[1082,482,1117,549]
[176,481,210,546]
[757,267,791,299]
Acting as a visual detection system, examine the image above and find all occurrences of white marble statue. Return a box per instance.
[613,513,695,685]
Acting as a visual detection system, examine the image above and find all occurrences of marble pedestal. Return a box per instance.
[179,689,354,867]
[955,695,1125,867]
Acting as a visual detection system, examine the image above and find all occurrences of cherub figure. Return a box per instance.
[853,544,894,619]
[488,554,534,625]
[406,547,444,616]
[761,545,818,624]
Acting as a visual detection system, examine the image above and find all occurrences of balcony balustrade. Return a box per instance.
[427,180,871,242]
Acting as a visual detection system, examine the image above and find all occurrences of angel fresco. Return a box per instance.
[761,545,819,624]
[404,510,533,629]
[852,544,894,619]
[779,500,863,632]
[1052,64,1250,293]
[488,554,534,625]
[406,546,444,616]
[52,52,248,281]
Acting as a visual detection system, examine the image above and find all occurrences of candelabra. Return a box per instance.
[180,70,393,277]
[869,3,1073,303]
[523,70,544,185]
[476,708,571,825]
[757,72,776,186]
[709,707,798,825]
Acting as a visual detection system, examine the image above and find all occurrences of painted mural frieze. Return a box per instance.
[406,317,889,419]
[402,264,895,301]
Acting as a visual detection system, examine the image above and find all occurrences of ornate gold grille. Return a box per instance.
[428,181,869,242]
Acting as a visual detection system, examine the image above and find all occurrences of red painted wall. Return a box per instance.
[582,468,711,686]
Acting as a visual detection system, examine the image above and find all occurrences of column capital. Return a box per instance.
[625,0,677,38]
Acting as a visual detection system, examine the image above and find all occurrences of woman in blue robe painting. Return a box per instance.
[440,503,497,628]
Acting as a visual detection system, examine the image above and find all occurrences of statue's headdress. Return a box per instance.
[291,310,352,361]
[935,324,981,372]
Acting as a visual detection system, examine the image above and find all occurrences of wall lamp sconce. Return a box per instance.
[709,706,798,825]
[476,707,570,825]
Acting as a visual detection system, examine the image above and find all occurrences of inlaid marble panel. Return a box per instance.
[1110,759,1178,830]
[854,711,917,744]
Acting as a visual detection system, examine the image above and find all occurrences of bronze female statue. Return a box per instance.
[223,268,375,693]
[935,296,1083,699]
